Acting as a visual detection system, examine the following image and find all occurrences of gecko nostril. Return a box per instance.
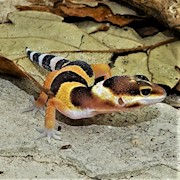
[113,89,120,95]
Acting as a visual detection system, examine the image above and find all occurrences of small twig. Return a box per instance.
[49,37,178,54]
[12,37,178,63]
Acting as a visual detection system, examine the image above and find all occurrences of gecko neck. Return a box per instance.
[91,81,119,105]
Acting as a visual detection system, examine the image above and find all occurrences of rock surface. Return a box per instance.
[0,77,179,179]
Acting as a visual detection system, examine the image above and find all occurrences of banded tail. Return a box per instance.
[26,47,69,71]
[25,47,95,87]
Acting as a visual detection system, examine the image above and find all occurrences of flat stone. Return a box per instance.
[0,77,179,179]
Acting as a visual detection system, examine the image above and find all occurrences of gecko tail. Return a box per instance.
[25,47,69,71]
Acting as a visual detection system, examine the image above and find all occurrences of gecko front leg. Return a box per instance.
[36,97,68,143]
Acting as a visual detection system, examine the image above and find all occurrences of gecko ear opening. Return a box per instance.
[118,97,125,106]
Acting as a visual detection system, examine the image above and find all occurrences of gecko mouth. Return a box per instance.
[121,92,167,106]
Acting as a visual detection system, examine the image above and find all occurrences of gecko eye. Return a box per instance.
[140,87,152,96]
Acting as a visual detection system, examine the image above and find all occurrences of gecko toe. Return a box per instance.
[52,134,61,140]
[21,96,45,117]
[36,128,61,143]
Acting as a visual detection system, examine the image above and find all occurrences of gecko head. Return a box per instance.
[92,75,166,108]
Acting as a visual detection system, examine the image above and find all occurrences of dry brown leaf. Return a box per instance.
[59,4,136,27]
[0,56,26,77]
[15,0,142,27]
[64,0,137,15]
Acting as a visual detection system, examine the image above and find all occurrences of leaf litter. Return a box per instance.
[0,9,179,91]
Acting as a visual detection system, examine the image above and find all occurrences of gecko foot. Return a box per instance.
[20,96,45,117]
[36,128,62,143]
